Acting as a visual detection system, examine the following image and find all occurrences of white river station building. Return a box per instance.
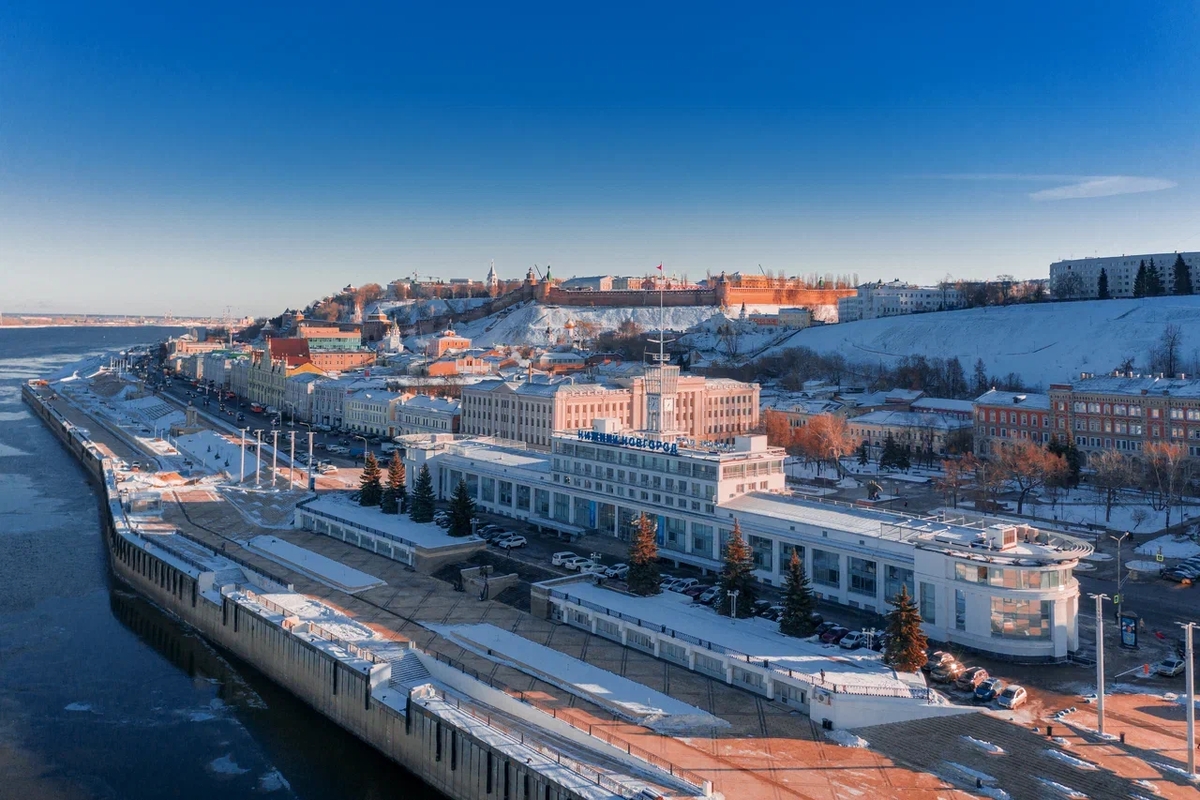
[403,359,1087,662]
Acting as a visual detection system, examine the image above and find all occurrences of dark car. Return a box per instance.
[820,626,851,645]
[1164,565,1200,583]
[955,666,989,691]
[974,677,1005,703]
[814,621,840,637]
[684,584,711,599]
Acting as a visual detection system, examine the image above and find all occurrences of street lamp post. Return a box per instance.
[307,428,315,491]
[270,429,280,488]
[254,429,263,487]
[1089,592,1110,735]
[239,427,248,482]
[1110,532,1130,620]
[729,589,740,620]
[288,431,296,488]
[355,435,369,465]
[1180,621,1197,776]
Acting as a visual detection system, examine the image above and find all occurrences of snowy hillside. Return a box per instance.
[455,302,720,347]
[759,296,1200,388]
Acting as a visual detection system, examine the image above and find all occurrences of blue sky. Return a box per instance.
[3,1,1199,316]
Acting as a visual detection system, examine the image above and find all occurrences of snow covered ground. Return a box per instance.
[1135,531,1200,559]
[248,535,385,593]
[304,492,482,549]
[757,295,1200,389]
[431,623,727,733]
[454,302,720,348]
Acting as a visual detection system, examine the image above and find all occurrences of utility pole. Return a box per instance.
[1089,592,1109,735]
[1180,621,1197,776]
[239,427,248,482]
[289,431,296,489]
[270,429,280,488]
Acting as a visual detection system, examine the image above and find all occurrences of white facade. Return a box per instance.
[1050,252,1200,299]
[344,389,403,437]
[838,281,964,322]
[396,395,460,435]
[406,425,1084,661]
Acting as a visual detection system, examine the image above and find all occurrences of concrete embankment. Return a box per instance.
[23,382,622,800]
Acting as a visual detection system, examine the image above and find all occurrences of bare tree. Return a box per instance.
[1143,442,1190,529]
[1090,449,1133,523]
[996,440,1068,514]
[805,413,855,477]
[966,454,1006,512]
[936,458,971,508]
[717,323,744,365]
[1152,324,1185,376]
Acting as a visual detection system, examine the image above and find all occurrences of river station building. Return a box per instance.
[406,355,1085,661]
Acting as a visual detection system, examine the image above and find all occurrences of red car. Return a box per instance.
[820,626,851,645]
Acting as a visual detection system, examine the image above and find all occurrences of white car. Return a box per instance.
[581,563,607,576]
[604,563,629,578]
[551,551,577,566]
[1156,658,1186,677]
[671,577,700,592]
[838,631,868,650]
[660,577,683,592]
[318,463,338,474]
[996,685,1028,709]
[562,557,594,572]
[496,536,527,549]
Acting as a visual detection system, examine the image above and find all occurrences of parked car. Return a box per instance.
[923,651,954,673]
[318,463,338,474]
[660,577,683,592]
[814,621,840,638]
[551,551,577,567]
[838,631,869,650]
[751,599,773,617]
[761,605,785,622]
[496,536,527,549]
[1156,658,1187,677]
[604,563,629,578]
[698,586,722,605]
[562,557,594,572]
[974,678,1005,704]
[581,564,607,577]
[480,524,505,534]
[684,584,712,599]
[820,626,851,645]
[869,632,889,652]
[667,577,699,593]
[955,667,989,691]
[996,685,1028,709]
[931,660,966,683]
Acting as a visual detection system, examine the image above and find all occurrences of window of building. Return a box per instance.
[919,582,936,624]
[884,565,913,602]
[748,535,773,571]
[812,549,840,588]
[481,477,495,503]
[516,485,531,511]
[691,523,713,558]
[990,598,1052,639]
[848,557,876,596]
[955,589,966,631]
[534,488,550,518]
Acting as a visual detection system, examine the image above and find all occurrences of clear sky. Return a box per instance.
[3,1,1198,317]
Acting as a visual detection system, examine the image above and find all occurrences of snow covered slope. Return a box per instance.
[759,296,1200,388]
[456,302,719,347]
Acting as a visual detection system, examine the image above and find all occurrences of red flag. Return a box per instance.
[655,263,663,271]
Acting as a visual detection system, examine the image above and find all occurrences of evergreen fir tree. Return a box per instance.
[358,452,383,506]
[1133,260,1148,298]
[715,521,758,618]
[447,478,476,537]
[1173,254,1193,295]
[971,358,989,397]
[1147,257,1165,296]
[410,463,436,522]
[898,443,912,471]
[857,441,869,467]
[380,451,406,514]
[945,357,967,398]
[883,585,928,672]
[879,432,900,470]
[1097,268,1110,299]
[626,513,661,596]
[779,550,818,637]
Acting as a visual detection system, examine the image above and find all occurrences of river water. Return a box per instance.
[0,327,439,800]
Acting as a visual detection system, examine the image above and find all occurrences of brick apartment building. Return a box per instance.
[973,389,1053,456]
[1048,373,1200,463]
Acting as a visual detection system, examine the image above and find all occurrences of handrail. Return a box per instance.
[296,497,431,551]
[235,586,384,665]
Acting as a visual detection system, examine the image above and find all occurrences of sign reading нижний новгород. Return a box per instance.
[576,429,679,455]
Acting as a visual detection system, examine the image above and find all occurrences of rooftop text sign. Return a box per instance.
[576,429,679,455]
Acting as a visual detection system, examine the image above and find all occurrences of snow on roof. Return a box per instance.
[973,389,1051,409]
[848,409,972,430]
[722,492,921,539]
[910,397,975,413]
[302,493,484,549]
[441,440,554,473]
[1061,374,1200,399]
[401,395,461,413]
[552,582,923,691]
